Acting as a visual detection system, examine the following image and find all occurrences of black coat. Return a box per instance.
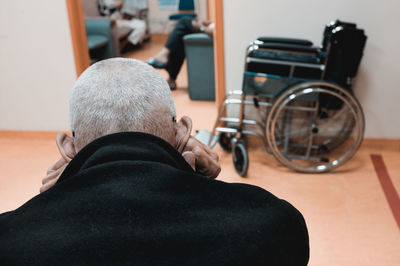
[0,132,309,265]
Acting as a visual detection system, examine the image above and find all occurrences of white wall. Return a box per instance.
[223,0,400,138]
[0,0,76,131]
[148,0,178,33]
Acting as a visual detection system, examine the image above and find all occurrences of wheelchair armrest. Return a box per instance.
[258,43,319,54]
[257,37,313,46]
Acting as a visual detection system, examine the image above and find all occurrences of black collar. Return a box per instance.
[57,132,194,184]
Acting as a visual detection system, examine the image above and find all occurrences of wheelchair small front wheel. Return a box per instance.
[218,130,248,153]
[232,139,249,177]
[218,132,235,152]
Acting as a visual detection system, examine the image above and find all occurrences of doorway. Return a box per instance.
[66,0,225,105]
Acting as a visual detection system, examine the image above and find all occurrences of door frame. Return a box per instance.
[208,0,225,106]
[66,0,90,77]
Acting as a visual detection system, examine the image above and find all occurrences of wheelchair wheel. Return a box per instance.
[232,138,249,177]
[266,81,364,173]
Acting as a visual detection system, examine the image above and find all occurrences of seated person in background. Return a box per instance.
[98,0,148,46]
[0,58,309,265]
[98,0,124,17]
[148,17,214,90]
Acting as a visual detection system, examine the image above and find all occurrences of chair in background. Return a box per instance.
[169,0,197,20]
[85,18,114,61]
[82,0,133,58]
[183,33,215,101]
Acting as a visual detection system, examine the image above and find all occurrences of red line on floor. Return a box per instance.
[370,154,400,230]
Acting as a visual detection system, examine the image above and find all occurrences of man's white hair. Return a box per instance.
[70,58,176,150]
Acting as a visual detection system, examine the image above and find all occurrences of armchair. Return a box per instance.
[85,18,114,61]
[183,33,215,101]
[82,0,133,57]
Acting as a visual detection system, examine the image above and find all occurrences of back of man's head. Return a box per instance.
[70,58,176,150]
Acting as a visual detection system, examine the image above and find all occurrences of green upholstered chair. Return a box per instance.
[183,33,215,101]
[82,0,133,58]
[169,0,197,20]
[85,18,114,61]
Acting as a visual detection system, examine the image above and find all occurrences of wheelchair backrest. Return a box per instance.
[322,20,356,50]
[322,20,367,89]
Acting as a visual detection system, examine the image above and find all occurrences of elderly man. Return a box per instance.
[0,58,309,265]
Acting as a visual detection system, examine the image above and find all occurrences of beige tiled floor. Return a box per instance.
[0,35,399,265]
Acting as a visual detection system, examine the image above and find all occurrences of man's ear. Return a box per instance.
[175,116,192,153]
[56,132,77,162]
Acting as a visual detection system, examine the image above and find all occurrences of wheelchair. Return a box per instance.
[209,20,367,176]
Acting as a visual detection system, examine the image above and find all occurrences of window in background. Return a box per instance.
[158,0,178,10]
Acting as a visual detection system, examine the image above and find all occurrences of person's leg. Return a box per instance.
[164,18,196,88]
[164,47,184,90]
[165,17,195,52]
[149,18,199,89]
[151,47,170,66]
[151,18,195,65]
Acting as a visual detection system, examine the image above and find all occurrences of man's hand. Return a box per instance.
[203,22,215,36]
[182,136,221,179]
[192,20,214,36]
[201,20,213,27]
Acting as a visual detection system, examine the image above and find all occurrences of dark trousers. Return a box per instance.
[165,18,195,80]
